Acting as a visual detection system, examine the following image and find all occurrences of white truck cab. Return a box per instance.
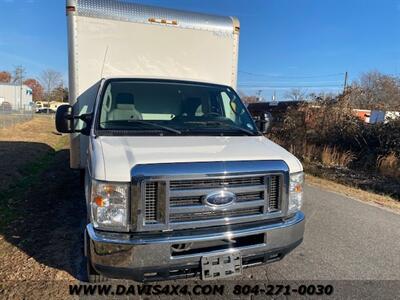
[57,0,305,282]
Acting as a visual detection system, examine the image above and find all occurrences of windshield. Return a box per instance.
[96,80,259,136]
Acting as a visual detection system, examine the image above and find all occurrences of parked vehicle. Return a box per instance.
[248,101,303,131]
[49,101,68,111]
[0,101,12,112]
[369,110,400,124]
[35,101,50,110]
[352,109,371,123]
[56,0,305,282]
[35,101,67,112]
[36,108,56,114]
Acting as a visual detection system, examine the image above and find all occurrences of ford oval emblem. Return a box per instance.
[204,191,236,207]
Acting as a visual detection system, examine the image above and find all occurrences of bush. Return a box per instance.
[268,99,400,177]
[377,153,400,178]
[321,146,355,168]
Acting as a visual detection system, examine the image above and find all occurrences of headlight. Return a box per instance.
[91,180,129,231]
[288,172,304,214]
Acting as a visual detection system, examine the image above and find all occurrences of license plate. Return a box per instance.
[201,252,242,280]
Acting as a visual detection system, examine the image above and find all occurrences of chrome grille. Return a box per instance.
[268,176,280,211]
[136,161,288,231]
[144,182,158,224]
[170,191,264,207]
[170,207,263,222]
[142,174,283,229]
[170,176,264,190]
[168,175,281,223]
[170,196,201,207]
[236,192,264,203]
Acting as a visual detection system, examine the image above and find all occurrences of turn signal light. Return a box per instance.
[94,196,104,207]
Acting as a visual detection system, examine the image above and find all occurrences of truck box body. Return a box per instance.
[61,0,305,282]
[67,0,239,168]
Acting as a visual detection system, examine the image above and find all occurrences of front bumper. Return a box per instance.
[86,211,305,282]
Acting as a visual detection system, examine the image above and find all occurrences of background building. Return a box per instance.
[0,83,33,111]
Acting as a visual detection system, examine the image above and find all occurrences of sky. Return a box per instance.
[0,0,400,100]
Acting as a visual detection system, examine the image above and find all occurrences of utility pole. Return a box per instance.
[256,89,262,102]
[343,71,348,93]
[20,74,23,112]
[14,66,25,112]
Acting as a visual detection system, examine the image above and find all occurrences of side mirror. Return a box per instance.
[56,105,74,133]
[55,105,93,136]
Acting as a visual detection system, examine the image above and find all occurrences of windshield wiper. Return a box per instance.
[184,121,258,136]
[101,120,182,135]
[127,120,182,134]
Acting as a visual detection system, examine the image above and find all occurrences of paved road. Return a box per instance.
[129,184,400,298]
[85,183,400,283]
[237,184,400,281]
[78,183,400,282]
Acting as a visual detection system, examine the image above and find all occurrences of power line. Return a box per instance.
[239,80,344,85]
[239,70,345,79]
[240,87,343,92]
[238,84,344,88]
[343,71,348,93]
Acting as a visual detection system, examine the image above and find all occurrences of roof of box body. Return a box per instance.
[101,76,232,87]
[69,0,237,33]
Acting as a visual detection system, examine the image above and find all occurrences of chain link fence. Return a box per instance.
[0,110,35,129]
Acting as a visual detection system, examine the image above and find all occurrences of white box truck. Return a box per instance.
[57,0,305,282]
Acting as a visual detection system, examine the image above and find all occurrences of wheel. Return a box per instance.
[84,230,109,283]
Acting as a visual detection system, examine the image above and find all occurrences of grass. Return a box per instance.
[0,142,67,229]
[0,116,68,230]
[377,153,400,178]
[0,115,60,148]
[0,154,53,229]
[321,146,355,168]
[0,114,33,129]
[274,138,357,169]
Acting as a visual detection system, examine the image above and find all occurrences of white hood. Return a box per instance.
[91,136,303,182]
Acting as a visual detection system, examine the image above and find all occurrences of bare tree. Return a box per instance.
[51,86,69,103]
[308,91,337,103]
[347,71,400,110]
[242,96,261,105]
[284,88,306,101]
[39,69,63,103]
[239,90,263,105]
